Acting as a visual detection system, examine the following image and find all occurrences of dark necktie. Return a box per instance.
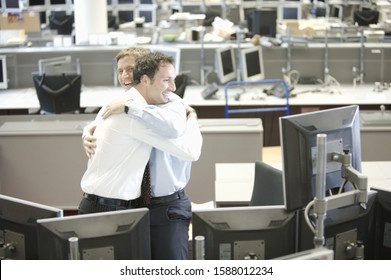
[140,162,151,206]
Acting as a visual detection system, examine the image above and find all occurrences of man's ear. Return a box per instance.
[140,74,151,85]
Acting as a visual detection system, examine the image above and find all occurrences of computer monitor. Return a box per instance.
[246,9,277,38]
[0,194,63,260]
[279,105,362,211]
[5,0,20,9]
[29,0,45,6]
[37,208,151,260]
[118,0,134,4]
[139,10,154,23]
[282,7,300,20]
[215,46,237,84]
[118,10,134,24]
[240,46,265,81]
[192,206,297,260]
[150,46,181,74]
[0,55,8,89]
[373,189,391,259]
[50,0,66,4]
[298,190,378,260]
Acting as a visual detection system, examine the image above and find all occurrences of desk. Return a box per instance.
[0,86,124,112]
[215,161,391,207]
[1,84,391,111]
[2,84,389,147]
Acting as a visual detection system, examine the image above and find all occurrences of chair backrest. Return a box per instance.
[33,74,81,114]
[250,160,284,206]
[174,73,189,98]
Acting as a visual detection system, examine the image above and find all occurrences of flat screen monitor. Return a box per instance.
[279,105,362,211]
[118,0,134,4]
[5,0,20,9]
[50,0,66,4]
[282,7,300,20]
[0,194,63,260]
[246,9,277,38]
[240,46,265,81]
[192,206,297,260]
[215,46,237,84]
[139,10,154,23]
[150,45,181,74]
[0,55,8,89]
[37,208,151,260]
[29,0,45,6]
[140,0,154,4]
[118,10,134,24]
[373,189,391,259]
[298,190,378,260]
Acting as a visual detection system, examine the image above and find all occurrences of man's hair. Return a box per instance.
[133,51,175,85]
[115,47,150,63]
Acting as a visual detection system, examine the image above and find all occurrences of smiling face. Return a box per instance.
[143,62,177,105]
[117,55,136,91]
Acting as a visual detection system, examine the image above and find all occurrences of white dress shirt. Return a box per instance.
[81,87,202,200]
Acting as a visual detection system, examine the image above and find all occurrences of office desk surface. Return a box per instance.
[1,84,391,111]
[215,161,391,206]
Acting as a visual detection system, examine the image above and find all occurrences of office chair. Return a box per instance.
[32,73,82,114]
[174,73,189,98]
[49,12,74,35]
[249,160,284,206]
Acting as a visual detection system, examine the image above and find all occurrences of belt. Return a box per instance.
[150,189,185,205]
[83,193,140,208]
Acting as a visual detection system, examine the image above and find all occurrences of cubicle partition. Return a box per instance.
[187,118,263,203]
[0,114,94,210]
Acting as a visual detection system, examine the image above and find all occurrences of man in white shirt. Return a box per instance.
[81,50,202,259]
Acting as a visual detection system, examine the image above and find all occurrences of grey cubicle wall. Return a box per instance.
[360,111,391,161]
[0,116,263,208]
[0,114,94,209]
[187,118,263,203]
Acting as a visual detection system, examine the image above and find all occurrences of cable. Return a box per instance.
[304,199,316,234]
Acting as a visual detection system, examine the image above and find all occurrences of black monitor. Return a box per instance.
[192,206,297,260]
[118,10,134,24]
[215,46,236,84]
[298,190,378,260]
[118,0,134,4]
[0,55,8,89]
[50,0,66,4]
[280,105,362,211]
[282,7,300,20]
[0,194,63,260]
[139,10,153,23]
[373,189,391,259]
[5,0,20,9]
[29,0,45,6]
[240,46,265,82]
[246,9,277,38]
[49,11,74,35]
[37,208,150,260]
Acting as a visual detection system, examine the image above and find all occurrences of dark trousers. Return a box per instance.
[148,192,191,260]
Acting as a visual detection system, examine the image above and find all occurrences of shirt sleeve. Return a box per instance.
[131,116,203,162]
[82,107,104,138]
[125,94,187,138]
